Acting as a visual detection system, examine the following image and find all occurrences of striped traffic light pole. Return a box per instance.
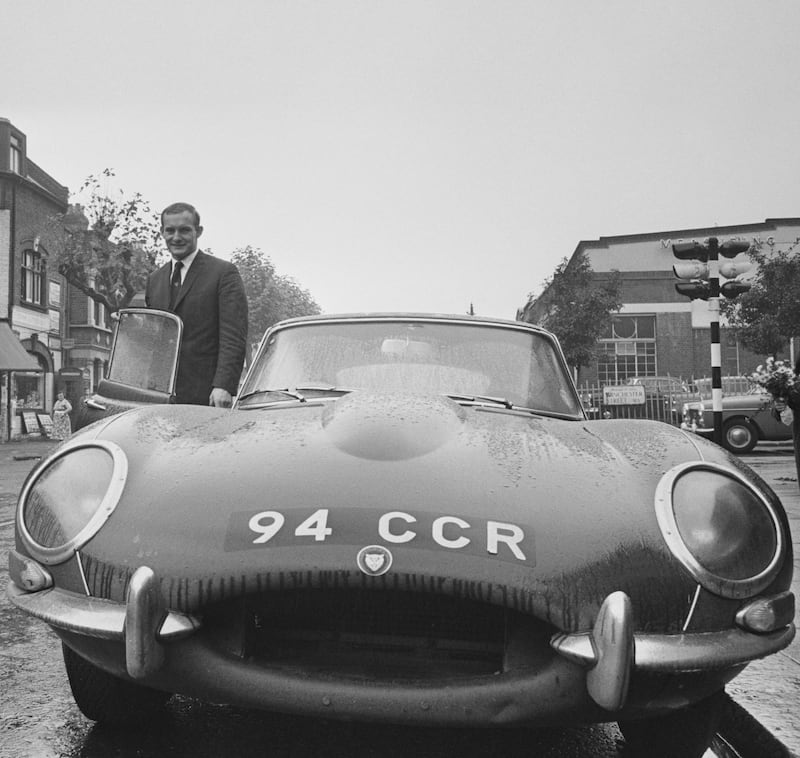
[673,237,751,447]
[707,237,723,446]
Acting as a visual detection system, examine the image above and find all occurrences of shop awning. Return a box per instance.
[0,322,40,371]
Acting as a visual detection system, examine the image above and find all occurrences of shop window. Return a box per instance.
[13,355,46,410]
[21,250,45,306]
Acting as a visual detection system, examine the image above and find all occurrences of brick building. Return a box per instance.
[519,218,800,388]
[0,118,113,440]
[0,117,69,440]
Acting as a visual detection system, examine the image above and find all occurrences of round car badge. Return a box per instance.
[356,545,393,576]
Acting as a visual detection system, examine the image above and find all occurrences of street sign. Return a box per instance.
[603,385,645,405]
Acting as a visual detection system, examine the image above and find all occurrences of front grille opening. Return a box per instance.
[204,589,554,681]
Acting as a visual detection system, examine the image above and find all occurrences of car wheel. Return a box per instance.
[722,418,758,454]
[618,690,724,758]
[62,643,170,726]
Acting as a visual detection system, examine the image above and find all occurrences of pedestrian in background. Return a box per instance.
[145,202,248,407]
[52,391,72,440]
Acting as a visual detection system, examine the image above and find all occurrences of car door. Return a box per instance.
[74,309,183,431]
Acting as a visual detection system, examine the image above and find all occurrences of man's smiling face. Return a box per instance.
[161,210,203,260]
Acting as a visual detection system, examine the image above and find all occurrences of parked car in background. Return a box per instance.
[8,312,795,758]
[694,376,752,397]
[681,377,792,453]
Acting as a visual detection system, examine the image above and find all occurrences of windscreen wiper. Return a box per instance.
[237,388,307,403]
[238,386,353,405]
[446,393,515,409]
[293,385,351,397]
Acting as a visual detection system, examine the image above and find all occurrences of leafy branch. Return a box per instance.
[43,170,162,312]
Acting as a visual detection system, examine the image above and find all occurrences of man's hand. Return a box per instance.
[209,387,233,408]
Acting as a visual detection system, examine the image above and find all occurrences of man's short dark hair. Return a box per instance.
[161,202,201,229]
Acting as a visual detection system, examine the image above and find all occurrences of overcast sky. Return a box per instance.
[4,1,799,319]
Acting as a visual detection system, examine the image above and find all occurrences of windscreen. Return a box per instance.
[241,320,582,416]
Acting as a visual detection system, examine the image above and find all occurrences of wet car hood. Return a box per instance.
[67,393,735,628]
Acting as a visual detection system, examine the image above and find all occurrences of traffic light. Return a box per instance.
[671,237,753,447]
[718,240,752,297]
[718,240,751,257]
[672,238,752,300]
[721,280,752,298]
[672,241,709,261]
[674,280,710,300]
[673,241,710,299]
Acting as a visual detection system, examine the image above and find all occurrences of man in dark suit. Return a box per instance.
[145,202,248,407]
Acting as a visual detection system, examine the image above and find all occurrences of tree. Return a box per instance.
[521,251,622,372]
[44,170,162,312]
[231,246,321,344]
[720,242,800,358]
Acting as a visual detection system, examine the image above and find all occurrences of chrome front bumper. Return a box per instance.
[680,421,713,436]
[8,566,199,678]
[8,565,795,716]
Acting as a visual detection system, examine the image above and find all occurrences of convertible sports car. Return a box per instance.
[8,311,795,757]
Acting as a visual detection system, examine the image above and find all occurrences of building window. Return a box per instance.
[12,355,46,410]
[94,358,106,388]
[10,134,22,174]
[597,315,657,384]
[49,280,61,306]
[93,298,106,328]
[21,250,45,305]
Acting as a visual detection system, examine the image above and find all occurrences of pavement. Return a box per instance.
[2,437,799,755]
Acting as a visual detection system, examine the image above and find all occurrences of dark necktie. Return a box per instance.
[169,261,183,310]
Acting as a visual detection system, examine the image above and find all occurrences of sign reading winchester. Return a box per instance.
[603,385,646,406]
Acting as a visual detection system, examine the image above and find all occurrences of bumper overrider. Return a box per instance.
[8,558,795,726]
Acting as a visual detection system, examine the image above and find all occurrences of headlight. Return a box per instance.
[655,462,784,599]
[17,441,127,565]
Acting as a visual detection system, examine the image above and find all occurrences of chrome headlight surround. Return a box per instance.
[16,440,128,565]
[655,462,785,599]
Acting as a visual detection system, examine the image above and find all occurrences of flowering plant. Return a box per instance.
[750,357,800,404]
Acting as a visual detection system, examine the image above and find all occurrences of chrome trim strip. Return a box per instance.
[654,461,785,599]
[75,551,90,596]
[682,584,702,631]
[16,440,128,566]
[6,582,200,641]
[551,623,795,671]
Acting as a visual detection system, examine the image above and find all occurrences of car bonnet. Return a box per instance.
[66,395,713,628]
